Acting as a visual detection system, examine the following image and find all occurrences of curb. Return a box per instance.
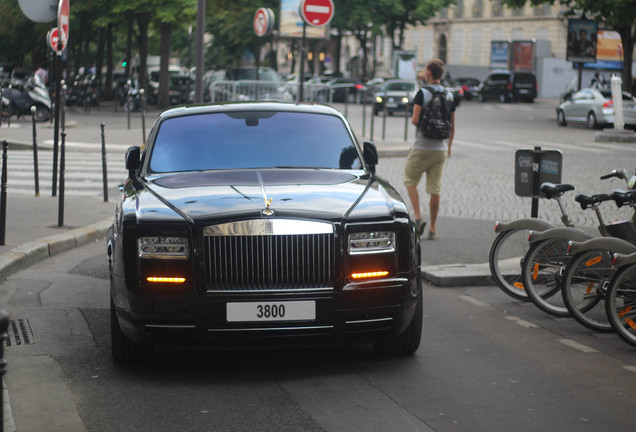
[422,263,493,287]
[0,218,112,283]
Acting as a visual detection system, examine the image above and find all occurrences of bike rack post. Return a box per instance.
[31,106,40,197]
[403,91,409,142]
[101,123,108,202]
[0,140,7,245]
[0,309,9,431]
[531,146,543,218]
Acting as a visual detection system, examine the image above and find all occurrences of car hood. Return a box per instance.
[136,169,399,224]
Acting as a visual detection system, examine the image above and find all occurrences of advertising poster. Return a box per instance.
[280,0,328,39]
[566,18,598,63]
[512,41,534,70]
[582,29,623,70]
[490,41,510,69]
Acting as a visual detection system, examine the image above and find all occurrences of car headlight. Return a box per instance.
[401,97,409,103]
[138,236,189,260]
[348,232,395,254]
[375,96,383,103]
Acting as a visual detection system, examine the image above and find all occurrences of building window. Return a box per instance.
[511,5,524,16]
[473,0,483,18]
[491,0,503,17]
[439,34,447,64]
[533,4,551,16]
[439,7,448,19]
[454,0,464,18]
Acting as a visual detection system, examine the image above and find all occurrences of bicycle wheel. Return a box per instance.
[561,249,614,332]
[489,228,531,301]
[521,238,570,317]
[605,264,636,348]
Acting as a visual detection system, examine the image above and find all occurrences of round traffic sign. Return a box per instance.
[299,0,334,27]
[254,8,274,37]
[47,27,64,52]
[57,0,69,46]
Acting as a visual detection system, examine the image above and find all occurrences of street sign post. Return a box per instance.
[52,0,69,202]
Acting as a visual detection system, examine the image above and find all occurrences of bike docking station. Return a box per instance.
[515,147,563,217]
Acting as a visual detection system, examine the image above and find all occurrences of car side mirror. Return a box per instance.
[363,141,378,173]
[125,146,141,178]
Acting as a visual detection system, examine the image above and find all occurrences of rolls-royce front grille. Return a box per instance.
[205,234,335,291]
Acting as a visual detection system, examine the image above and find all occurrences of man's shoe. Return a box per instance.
[416,219,427,237]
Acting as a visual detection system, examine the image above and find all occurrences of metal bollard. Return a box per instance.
[0,141,7,245]
[31,106,40,197]
[101,123,108,202]
[57,131,66,227]
[0,309,9,431]
[140,89,146,144]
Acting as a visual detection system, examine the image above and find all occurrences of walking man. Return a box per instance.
[404,59,455,239]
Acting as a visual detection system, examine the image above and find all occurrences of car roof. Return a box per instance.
[157,102,345,122]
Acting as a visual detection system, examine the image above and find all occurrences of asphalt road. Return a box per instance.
[5,238,636,432]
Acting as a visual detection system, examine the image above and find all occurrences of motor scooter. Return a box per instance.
[1,74,51,122]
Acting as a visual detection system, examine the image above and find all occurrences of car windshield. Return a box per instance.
[384,82,416,91]
[148,111,362,172]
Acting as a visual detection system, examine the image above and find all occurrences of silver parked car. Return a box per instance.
[556,88,636,129]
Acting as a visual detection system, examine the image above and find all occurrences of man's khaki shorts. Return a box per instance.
[403,148,448,195]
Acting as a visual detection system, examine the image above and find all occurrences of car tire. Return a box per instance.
[499,93,509,103]
[373,285,422,356]
[557,109,567,126]
[479,93,485,102]
[587,111,599,129]
[111,298,148,363]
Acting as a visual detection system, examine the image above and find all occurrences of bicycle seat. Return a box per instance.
[540,182,574,199]
[574,193,611,210]
[610,189,636,208]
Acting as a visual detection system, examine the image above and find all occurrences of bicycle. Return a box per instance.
[560,189,636,332]
[489,182,574,301]
[604,251,636,348]
[518,170,636,321]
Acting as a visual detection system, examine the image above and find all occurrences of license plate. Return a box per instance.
[226,301,316,322]
[387,103,398,108]
[519,89,529,94]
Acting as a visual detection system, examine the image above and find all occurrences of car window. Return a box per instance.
[149,112,362,172]
[513,73,536,84]
[489,74,510,82]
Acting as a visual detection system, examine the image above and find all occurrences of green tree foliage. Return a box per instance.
[0,1,51,69]
[502,0,635,91]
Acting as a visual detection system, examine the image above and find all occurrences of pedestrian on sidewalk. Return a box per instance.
[404,59,456,239]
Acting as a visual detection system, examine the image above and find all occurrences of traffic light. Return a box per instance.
[122,60,127,68]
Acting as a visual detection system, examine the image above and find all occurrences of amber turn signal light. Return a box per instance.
[146,276,186,283]
[351,271,389,279]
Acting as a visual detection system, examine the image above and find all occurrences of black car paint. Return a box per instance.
[108,102,421,357]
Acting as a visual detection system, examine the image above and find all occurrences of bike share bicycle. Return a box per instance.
[489,182,575,301]
[520,169,636,331]
[604,251,636,348]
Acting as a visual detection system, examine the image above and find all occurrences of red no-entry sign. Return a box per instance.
[47,27,64,52]
[57,0,69,47]
[299,0,334,27]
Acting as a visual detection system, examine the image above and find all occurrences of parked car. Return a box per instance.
[373,79,418,115]
[108,102,422,362]
[556,87,636,129]
[454,77,481,101]
[478,70,537,103]
[317,77,364,103]
[441,79,464,107]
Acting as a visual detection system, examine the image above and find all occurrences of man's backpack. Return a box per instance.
[418,86,452,140]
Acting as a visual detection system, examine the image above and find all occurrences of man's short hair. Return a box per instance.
[426,59,445,80]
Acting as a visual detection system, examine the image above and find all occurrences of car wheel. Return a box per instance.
[374,285,422,355]
[479,93,485,102]
[557,109,567,126]
[499,93,508,103]
[33,105,50,122]
[587,111,599,129]
[111,298,148,363]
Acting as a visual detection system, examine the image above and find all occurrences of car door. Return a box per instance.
[568,90,592,121]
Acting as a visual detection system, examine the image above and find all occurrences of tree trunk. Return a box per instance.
[125,14,133,77]
[136,13,151,93]
[618,26,634,93]
[96,27,105,96]
[157,22,172,109]
[104,23,114,101]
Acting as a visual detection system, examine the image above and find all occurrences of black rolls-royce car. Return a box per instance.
[107,102,422,362]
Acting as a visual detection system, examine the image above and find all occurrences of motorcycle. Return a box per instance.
[1,74,51,122]
[119,79,142,113]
